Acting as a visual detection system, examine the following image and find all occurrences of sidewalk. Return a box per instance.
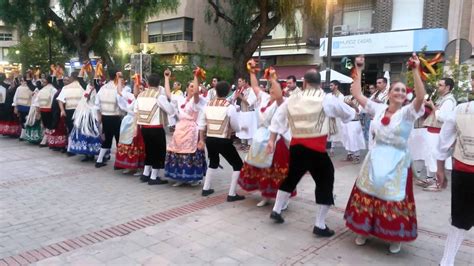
[0,137,472,265]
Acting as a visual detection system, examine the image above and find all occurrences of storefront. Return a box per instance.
[320,28,448,84]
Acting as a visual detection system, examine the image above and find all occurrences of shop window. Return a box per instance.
[147,18,193,43]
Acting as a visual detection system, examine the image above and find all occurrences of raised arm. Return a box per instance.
[247,59,261,97]
[192,71,200,104]
[351,56,368,108]
[268,68,283,105]
[409,53,425,112]
[163,69,172,100]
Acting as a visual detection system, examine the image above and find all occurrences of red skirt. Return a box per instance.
[0,119,21,137]
[238,138,296,198]
[48,117,68,148]
[114,128,145,169]
[344,170,417,242]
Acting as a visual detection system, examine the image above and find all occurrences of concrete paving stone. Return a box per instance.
[126,248,157,264]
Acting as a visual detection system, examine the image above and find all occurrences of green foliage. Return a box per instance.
[7,33,72,74]
[0,0,178,61]
[444,59,473,102]
[150,53,233,89]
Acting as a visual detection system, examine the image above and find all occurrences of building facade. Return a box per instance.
[141,0,232,67]
[320,0,451,84]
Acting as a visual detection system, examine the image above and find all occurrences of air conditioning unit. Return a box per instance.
[333,25,349,36]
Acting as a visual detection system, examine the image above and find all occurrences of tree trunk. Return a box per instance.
[78,46,90,62]
[233,52,249,83]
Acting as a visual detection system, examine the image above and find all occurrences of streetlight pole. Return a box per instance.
[325,0,336,87]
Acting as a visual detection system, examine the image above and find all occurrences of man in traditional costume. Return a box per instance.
[437,99,474,266]
[94,68,128,167]
[267,70,356,237]
[421,78,457,191]
[198,80,245,202]
[135,71,175,184]
[341,94,366,164]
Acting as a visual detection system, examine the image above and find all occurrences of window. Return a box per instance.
[343,10,372,33]
[391,0,424,31]
[0,33,13,41]
[148,18,193,43]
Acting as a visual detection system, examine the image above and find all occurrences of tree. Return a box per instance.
[8,33,72,74]
[205,0,326,80]
[0,0,178,66]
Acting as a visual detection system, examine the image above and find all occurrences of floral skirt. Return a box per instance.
[68,127,102,156]
[25,121,43,144]
[344,169,417,242]
[164,149,207,182]
[0,119,21,137]
[114,130,145,169]
[238,138,296,198]
[48,117,68,148]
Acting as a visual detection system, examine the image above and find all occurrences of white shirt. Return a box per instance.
[434,93,456,123]
[94,81,131,112]
[269,91,356,135]
[436,102,474,161]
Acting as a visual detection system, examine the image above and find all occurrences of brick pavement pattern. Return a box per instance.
[0,137,473,265]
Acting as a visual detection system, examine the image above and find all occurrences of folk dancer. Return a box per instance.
[327,80,345,157]
[341,94,366,164]
[35,75,57,147]
[68,66,102,161]
[198,79,246,202]
[165,70,207,186]
[238,61,295,207]
[135,71,175,185]
[233,77,257,151]
[94,68,129,168]
[267,69,356,238]
[114,79,145,172]
[420,78,457,191]
[0,74,21,137]
[436,100,474,266]
[12,76,34,140]
[344,54,425,254]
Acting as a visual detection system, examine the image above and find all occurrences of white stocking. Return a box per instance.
[314,204,331,229]
[440,225,466,266]
[228,171,240,196]
[272,190,291,214]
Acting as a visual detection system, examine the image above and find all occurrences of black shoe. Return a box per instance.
[39,144,47,148]
[18,138,24,142]
[113,166,122,170]
[95,162,107,168]
[104,154,111,162]
[140,175,150,183]
[270,211,284,224]
[201,189,215,196]
[313,225,335,237]
[67,152,76,157]
[61,148,67,153]
[227,194,245,202]
[148,178,168,185]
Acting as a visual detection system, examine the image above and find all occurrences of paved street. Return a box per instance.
[0,136,473,265]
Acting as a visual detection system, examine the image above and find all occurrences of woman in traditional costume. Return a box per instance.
[67,66,102,160]
[0,75,21,137]
[238,61,294,207]
[344,54,425,253]
[114,79,145,172]
[165,69,207,186]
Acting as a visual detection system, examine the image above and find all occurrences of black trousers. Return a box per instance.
[141,127,166,169]
[451,169,474,230]
[40,111,53,130]
[18,110,28,129]
[102,115,122,149]
[65,109,75,135]
[279,145,335,205]
[206,137,243,171]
